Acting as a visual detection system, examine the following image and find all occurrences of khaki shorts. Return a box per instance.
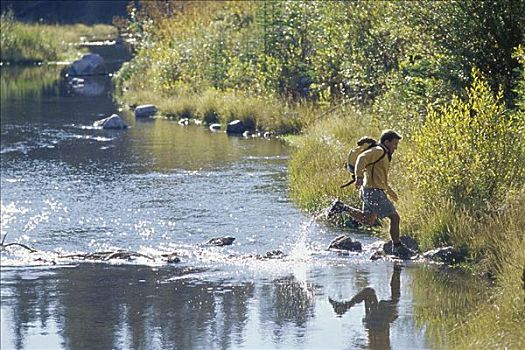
[361,188,396,219]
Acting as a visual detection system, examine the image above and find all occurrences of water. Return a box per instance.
[1,44,490,350]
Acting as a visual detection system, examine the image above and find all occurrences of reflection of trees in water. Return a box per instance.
[258,275,316,342]
[2,264,256,349]
[4,267,324,349]
[7,271,59,350]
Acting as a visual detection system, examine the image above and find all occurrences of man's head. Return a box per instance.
[380,130,402,154]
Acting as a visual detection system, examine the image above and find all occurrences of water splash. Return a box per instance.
[288,217,316,262]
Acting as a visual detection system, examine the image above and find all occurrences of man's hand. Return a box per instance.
[355,177,363,190]
[388,189,398,202]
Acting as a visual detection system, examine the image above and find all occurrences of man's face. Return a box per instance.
[385,138,399,154]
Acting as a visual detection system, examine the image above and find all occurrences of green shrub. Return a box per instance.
[407,69,525,211]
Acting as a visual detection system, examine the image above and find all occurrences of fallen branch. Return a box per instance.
[1,242,37,253]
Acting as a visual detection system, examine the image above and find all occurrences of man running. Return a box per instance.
[326,129,414,257]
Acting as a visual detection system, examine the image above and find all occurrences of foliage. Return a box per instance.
[401,0,525,104]
[407,69,525,211]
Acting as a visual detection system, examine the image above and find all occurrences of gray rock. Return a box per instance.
[382,236,419,255]
[161,253,181,264]
[263,250,285,259]
[226,120,246,135]
[67,53,106,76]
[93,114,128,129]
[207,236,235,246]
[178,118,190,125]
[134,104,157,118]
[328,235,362,252]
[422,246,466,264]
[209,123,221,131]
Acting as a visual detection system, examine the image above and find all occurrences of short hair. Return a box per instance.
[380,129,402,144]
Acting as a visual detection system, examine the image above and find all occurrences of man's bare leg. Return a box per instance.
[334,202,376,226]
[388,211,400,243]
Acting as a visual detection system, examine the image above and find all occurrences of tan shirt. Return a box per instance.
[355,145,393,193]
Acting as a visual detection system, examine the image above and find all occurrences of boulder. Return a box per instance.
[226,120,246,135]
[422,246,466,264]
[134,104,157,118]
[93,114,128,129]
[382,236,419,255]
[67,53,106,76]
[328,235,362,252]
[207,236,235,246]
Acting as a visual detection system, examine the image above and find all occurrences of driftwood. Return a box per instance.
[1,242,38,253]
[1,233,37,253]
[59,250,156,262]
[1,232,180,263]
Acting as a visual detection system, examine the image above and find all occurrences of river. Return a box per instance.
[0,43,490,350]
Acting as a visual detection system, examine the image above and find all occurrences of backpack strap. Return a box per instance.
[369,145,388,182]
[340,146,387,189]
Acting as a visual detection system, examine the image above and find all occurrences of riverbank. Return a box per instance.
[2,2,524,348]
[0,10,117,64]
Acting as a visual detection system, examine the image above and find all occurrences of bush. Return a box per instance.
[407,69,525,211]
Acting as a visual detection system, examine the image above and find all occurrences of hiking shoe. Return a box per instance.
[324,199,347,218]
[392,242,417,258]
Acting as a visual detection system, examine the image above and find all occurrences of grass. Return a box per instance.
[1,10,117,63]
[113,85,320,134]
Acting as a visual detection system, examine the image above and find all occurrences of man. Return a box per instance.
[326,129,414,257]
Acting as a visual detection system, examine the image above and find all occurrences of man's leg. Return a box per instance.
[388,211,400,244]
[344,205,376,226]
[388,212,416,257]
[325,199,376,225]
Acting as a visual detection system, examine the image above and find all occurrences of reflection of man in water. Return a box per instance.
[329,265,401,350]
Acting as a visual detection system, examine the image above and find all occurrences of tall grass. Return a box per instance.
[0,10,117,63]
[114,83,319,134]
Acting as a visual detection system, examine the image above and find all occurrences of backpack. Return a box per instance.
[340,136,386,188]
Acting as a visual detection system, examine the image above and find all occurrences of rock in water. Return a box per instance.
[422,247,466,264]
[328,235,362,252]
[67,53,106,76]
[134,104,157,118]
[93,114,128,129]
[382,236,419,255]
[226,120,246,135]
[207,236,235,246]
